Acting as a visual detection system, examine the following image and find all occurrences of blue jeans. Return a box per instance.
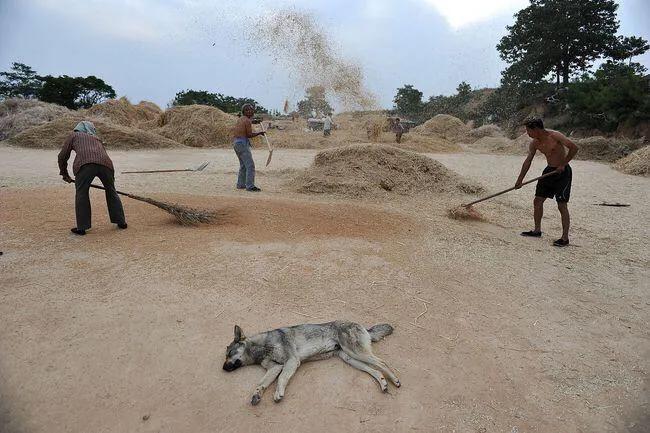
[233,138,255,189]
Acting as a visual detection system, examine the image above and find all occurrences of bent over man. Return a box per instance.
[58,121,127,236]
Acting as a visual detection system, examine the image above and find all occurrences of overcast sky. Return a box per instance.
[1,0,649,111]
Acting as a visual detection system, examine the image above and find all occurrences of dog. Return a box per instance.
[222,320,400,405]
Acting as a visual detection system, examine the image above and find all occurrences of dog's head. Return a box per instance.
[223,325,251,372]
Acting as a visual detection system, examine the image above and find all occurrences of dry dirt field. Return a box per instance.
[1,145,648,433]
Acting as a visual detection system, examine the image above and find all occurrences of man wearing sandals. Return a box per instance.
[515,118,579,247]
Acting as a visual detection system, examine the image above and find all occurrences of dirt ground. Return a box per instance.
[1,145,648,433]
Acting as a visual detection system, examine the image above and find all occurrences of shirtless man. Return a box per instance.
[515,118,579,247]
[231,104,266,192]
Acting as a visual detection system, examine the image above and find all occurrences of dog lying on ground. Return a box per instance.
[222,320,400,405]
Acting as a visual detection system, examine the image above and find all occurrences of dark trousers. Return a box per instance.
[74,163,126,230]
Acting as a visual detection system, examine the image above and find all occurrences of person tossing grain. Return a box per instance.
[58,121,127,236]
[515,118,578,247]
[231,104,266,192]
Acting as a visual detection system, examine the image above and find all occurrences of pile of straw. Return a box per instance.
[574,136,645,162]
[293,144,483,197]
[0,98,71,140]
[411,114,470,143]
[613,145,650,177]
[156,104,236,147]
[84,97,162,128]
[7,115,181,149]
[467,124,505,142]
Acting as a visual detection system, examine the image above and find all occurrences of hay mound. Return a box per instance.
[574,136,645,162]
[614,145,650,177]
[0,98,71,140]
[293,144,483,197]
[7,115,181,149]
[156,105,236,147]
[412,114,469,143]
[467,124,505,142]
[84,97,162,128]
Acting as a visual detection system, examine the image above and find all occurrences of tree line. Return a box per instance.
[393,0,649,133]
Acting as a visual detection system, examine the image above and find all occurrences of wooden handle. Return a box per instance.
[463,170,560,207]
[121,169,193,174]
[90,184,132,198]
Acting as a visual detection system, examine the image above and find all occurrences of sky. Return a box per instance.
[1,0,649,111]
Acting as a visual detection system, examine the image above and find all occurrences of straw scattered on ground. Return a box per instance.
[292,143,483,197]
[0,98,71,140]
[156,104,236,147]
[7,115,182,149]
[614,145,650,177]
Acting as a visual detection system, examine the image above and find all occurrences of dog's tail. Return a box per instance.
[367,323,394,342]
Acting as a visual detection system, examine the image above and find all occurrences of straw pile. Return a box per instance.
[467,124,505,142]
[7,115,181,149]
[614,145,650,177]
[84,97,162,128]
[293,144,483,197]
[0,98,71,140]
[574,136,645,162]
[411,114,470,143]
[156,104,236,147]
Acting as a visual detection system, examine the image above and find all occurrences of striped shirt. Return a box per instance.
[58,132,114,176]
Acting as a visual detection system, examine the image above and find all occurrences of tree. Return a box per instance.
[456,81,472,101]
[608,36,650,64]
[172,89,268,114]
[39,75,116,109]
[296,86,332,118]
[0,62,43,99]
[393,84,423,119]
[498,0,622,86]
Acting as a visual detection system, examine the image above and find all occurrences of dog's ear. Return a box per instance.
[234,325,246,342]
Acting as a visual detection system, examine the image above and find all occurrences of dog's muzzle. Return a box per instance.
[223,359,242,372]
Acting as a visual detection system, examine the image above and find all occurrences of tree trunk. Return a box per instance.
[562,62,570,86]
[556,65,561,88]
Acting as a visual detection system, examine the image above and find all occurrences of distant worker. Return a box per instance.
[58,121,127,236]
[231,104,266,192]
[515,118,578,247]
[323,113,333,137]
[393,117,404,144]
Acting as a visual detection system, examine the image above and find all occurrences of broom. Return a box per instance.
[89,184,218,226]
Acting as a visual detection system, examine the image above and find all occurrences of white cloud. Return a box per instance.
[420,0,527,29]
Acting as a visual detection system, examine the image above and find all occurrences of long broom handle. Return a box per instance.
[121,169,193,174]
[90,183,137,199]
[463,170,560,207]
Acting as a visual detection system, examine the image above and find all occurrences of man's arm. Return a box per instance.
[551,131,578,170]
[58,134,74,183]
[244,119,265,139]
[515,141,537,189]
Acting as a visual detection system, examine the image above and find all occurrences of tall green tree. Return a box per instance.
[39,75,116,109]
[172,89,267,114]
[393,84,423,119]
[498,0,623,86]
[0,62,43,99]
[296,86,332,118]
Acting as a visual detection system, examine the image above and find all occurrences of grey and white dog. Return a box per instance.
[222,320,400,405]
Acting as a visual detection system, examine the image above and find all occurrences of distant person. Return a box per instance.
[231,104,266,192]
[323,113,333,137]
[58,121,127,236]
[393,118,404,143]
[515,118,578,247]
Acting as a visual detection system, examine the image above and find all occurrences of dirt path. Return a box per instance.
[1,146,648,433]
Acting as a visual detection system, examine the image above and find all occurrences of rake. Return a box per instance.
[89,184,218,225]
[121,161,210,174]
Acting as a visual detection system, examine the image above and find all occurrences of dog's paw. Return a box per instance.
[251,393,261,405]
[395,379,401,388]
[379,376,388,392]
[273,392,284,403]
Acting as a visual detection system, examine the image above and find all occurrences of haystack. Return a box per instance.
[467,124,505,142]
[156,104,236,147]
[411,114,469,143]
[574,136,645,162]
[7,115,181,149]
[84,97,162,128]
[293,144,483,197]
[614,145,650,177]
[0,98,71,140]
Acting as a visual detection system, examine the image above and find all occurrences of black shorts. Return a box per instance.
[535,165,572,202]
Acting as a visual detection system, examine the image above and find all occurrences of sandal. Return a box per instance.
[553,238,569,247]
[520,230,542,237]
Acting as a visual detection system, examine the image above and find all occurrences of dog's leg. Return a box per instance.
[251,359,283,406]
[273,357,300,402]
[344,349,401,387]
[338,351,387,392]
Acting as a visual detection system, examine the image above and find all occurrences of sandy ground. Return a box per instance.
[0,145,648,433]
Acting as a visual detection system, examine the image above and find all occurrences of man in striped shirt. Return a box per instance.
[58,121,127,235]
